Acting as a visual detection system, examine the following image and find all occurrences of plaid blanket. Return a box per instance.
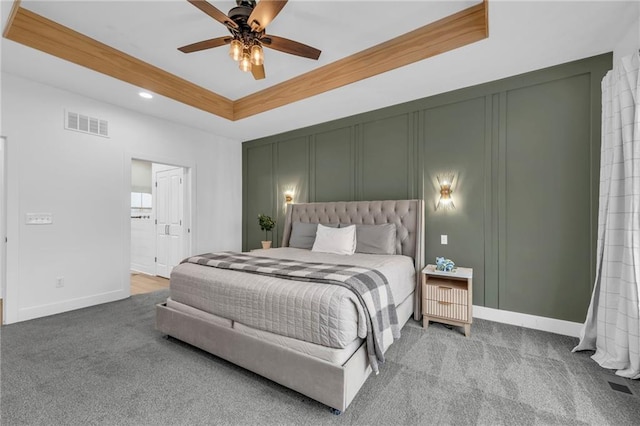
[184,252,401,374]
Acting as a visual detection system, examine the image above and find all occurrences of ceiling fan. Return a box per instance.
[179,0,322,80]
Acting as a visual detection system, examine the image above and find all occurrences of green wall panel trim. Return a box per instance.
[355,123,363,200]
[361,114,411,201]
[410,111,420,199]
[484,93,501,309]
[423,96,487,307]
[350,125,357,200]
[502,73,593,322]
[243,143,274,250]
[588,59,605,292]
[497,91,508,311]
[241,53,612,323]
[275,137,309,247]
[314,127,352,202]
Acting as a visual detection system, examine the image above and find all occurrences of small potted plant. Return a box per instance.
[257,213,276,249]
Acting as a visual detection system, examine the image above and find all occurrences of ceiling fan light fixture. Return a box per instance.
[239,52,252,72]
[250,44,264,66]
[229,39,243,62]
[180,0,322,80]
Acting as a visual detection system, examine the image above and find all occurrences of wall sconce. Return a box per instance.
[284,191,294,204]
[436,173,455,210]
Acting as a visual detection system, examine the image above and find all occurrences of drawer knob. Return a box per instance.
[437,301,451,306]
[438,286,452,290]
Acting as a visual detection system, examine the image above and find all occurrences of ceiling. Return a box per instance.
[2,1,638,142]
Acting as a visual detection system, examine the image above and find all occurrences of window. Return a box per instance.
[131,192,152,209]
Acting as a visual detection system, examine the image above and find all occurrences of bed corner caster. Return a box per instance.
[330,408,342,416]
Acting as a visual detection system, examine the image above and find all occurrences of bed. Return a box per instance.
[156,200,425,413]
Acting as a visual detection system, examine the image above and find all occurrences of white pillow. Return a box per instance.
[311,224,357,255]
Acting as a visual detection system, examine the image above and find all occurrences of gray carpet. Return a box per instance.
[2,290,639,425]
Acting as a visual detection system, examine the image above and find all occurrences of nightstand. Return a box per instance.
[422,265,473,337]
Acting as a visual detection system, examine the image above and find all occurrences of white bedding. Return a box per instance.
[169,248,414,349]
[249,248,415,304]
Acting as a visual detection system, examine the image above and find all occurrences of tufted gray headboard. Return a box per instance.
[281,200,425,320]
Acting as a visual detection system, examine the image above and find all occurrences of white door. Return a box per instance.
[155,167,184,278]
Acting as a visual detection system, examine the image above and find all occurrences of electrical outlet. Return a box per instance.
[56,277,64,288]
[441,235,448,245]
[26,213,53,225]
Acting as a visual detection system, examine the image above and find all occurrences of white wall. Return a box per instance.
[613,2,640,63]
[2,73,242,324]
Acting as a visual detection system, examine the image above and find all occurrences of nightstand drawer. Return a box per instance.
[424,284,468,305]
[422,300,468,322]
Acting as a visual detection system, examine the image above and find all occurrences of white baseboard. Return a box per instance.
[130,266,155,276]
[473,305,583,337]
[130,263,155,276]
[16,289,129,323]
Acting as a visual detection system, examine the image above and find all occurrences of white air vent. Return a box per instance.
[64,110,109,138]
[79,114,88,132]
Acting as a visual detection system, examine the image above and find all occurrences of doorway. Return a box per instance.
[130,160,189,294]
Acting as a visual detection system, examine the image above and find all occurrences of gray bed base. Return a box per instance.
[156,294,413,412]
[156,200,425,413]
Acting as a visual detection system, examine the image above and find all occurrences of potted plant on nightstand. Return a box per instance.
[257,213,276,249]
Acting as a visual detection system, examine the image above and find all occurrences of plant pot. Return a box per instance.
[261,241,272,249]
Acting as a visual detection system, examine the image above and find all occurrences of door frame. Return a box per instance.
[124,152,195,296]
[0,136,6,324]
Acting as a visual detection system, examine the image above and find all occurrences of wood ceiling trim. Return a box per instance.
[3,6,235,120]
[233,1,489,120]
[3,1,488,123]
[2,0,22,37]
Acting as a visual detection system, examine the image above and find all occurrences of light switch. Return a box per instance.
[25,213,53,225]
[441,235,448,245]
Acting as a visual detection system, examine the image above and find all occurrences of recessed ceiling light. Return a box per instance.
[139,92,153,99]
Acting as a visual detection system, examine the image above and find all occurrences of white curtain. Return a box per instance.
[573,52,640,379]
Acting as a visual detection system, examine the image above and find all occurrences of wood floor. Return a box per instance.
[130,273,169,295]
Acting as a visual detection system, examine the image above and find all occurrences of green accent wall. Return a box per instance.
[242,53,612,322]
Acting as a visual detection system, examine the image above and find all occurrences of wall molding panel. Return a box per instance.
[242,53,612,323]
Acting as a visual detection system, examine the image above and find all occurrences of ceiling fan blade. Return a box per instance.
[262,35,321,60]
[251,63,266,80]
[178,36,232,53]
[248,0,288,33]
[187,0,238,30]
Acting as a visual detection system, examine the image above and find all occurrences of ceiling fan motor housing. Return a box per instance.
[228,4,264,44]
[228,5,251,24]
